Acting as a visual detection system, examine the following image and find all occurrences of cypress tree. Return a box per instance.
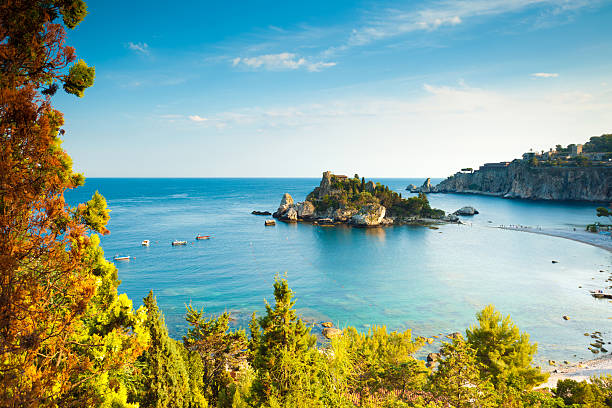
[133,291,193,408]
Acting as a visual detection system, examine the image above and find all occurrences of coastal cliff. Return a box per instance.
[434,161,612,201]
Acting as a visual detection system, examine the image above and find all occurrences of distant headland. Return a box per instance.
[414,134,612,202]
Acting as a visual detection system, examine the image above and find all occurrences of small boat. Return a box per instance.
[113,255,130,261]
[141,240,150,246]
[172,240,187,246]
[264,220,276,226]
[195,235,211,240]
[591,291,612,300]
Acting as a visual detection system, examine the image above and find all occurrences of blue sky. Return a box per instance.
[56,0,612,177]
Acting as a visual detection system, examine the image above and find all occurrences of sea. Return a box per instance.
[65,178,612,363]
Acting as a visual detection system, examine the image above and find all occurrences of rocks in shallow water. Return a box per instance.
[279,193,294,212]
[322,327,342,339]
[297,201,315,219]
[284,207,298,221]
[444,214,459,222]
[315,218,334,226]
[333,208,358,222]
[453,206,479,216]
[380,217,394,226]
[350,203,386,226]
[252,210,272,215]
[420,178,433,193]
[264,220,276,226]
[446,332,462,340]
[406,184,418,192]
[321,322,333,328]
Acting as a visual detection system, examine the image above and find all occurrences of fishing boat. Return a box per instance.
[141,240,150,246]
[195,235,210,240]
[113,255,130,261]
[172,240,187,246]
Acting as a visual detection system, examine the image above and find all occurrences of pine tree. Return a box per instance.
[429,338,496,408]
[250,276,332,407]
[466,305,548,391]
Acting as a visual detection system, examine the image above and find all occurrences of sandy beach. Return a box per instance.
[497,225,612,253]
[539,354,612,388]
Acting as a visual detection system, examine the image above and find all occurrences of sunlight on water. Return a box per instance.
[66,178,612,363]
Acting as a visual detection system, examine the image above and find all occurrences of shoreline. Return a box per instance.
[497,225,612,253]
[538,354,612,388]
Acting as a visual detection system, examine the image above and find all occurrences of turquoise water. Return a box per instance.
[66,178,612,363]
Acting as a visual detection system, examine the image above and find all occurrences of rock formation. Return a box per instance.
[350,203,386,226]
[420,178,433,193]
[434,161,612,201]
[454,206,479,216]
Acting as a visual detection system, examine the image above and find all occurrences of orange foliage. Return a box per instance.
[0,1,144,406]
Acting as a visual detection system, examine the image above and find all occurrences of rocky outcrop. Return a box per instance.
[275,193,294,215]
[297,201,315,219]
[434,161,612,201]
[333,208,358,222]
[420,178,433,193]
[406,184,418,192]
[274,194,317,222]
[350,203,386,226]
[252,210,272,215]
[454,206,479,216]
[322,327,342,339]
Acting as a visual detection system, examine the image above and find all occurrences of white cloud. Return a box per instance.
[127,42,150,55]
[531,72,559,78]
[188,115,208,122]
[232,53,336,72]
[344,0,597,48]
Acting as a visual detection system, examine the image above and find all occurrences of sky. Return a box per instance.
[56,0,612,177]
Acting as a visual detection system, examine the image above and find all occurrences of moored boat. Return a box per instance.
[172,240,188,246]
[113,255,130,261]
[195,235,210,240]
[141,240,150,246]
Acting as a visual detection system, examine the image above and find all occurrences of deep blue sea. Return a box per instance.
[65,178,612,363]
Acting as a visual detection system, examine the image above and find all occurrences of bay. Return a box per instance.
[65,177,612,363]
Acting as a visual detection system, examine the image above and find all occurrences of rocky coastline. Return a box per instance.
[425,161,612,201]
[272,172,459,227]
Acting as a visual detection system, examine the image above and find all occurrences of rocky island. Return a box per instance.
[273,172,451,226]
[424,135,612,201]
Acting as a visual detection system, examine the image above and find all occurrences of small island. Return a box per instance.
[273,171,453,226]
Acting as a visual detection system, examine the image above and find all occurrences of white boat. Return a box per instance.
[141,240,150,246]
[172,240,187,246]
[113,255,130,261]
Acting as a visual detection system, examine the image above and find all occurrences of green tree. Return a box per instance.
[429,338,496,408]
[466,305,548,391]
[131,291,203,408]
[596,206,612,223]
[331,326,428,405]
[250,276,333,407]
[183,304,248,405]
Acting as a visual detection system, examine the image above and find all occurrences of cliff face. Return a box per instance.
[434,162,612,201]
